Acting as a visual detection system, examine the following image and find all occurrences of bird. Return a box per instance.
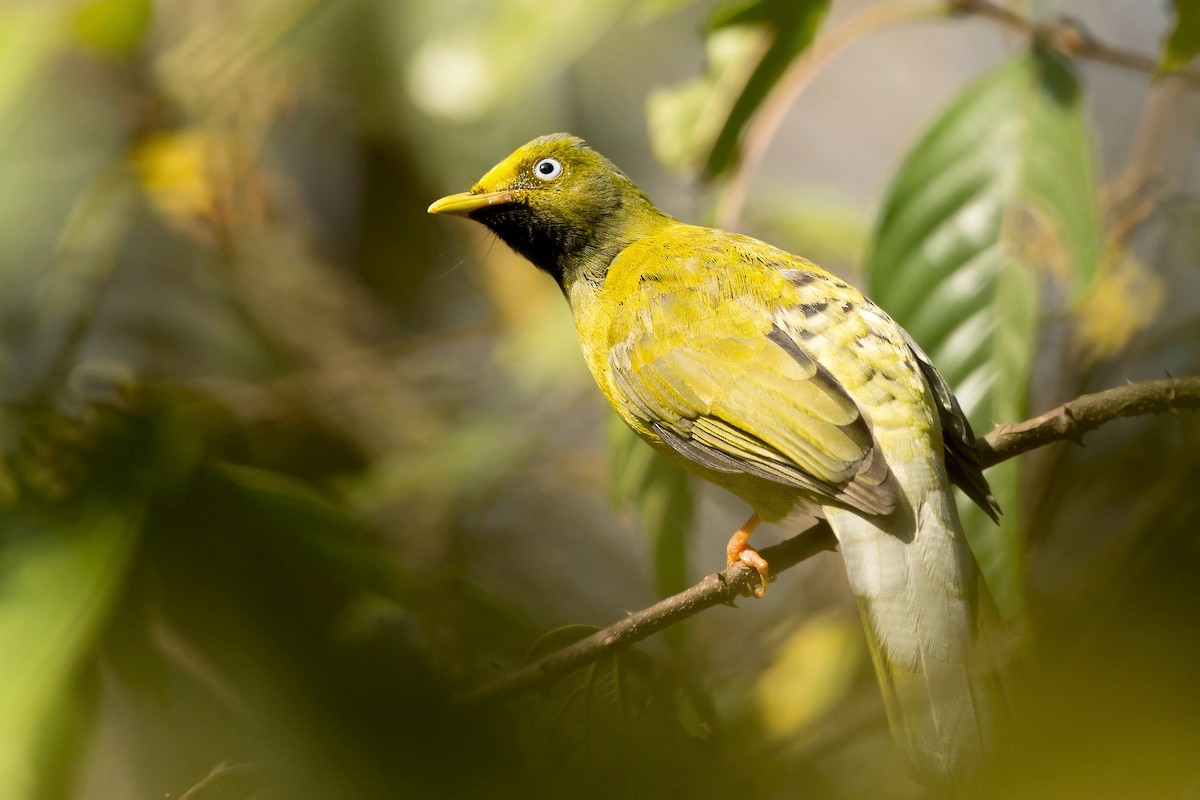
[428,133,1005,786]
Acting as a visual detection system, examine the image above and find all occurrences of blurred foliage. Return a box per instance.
[0,1,1198,799]
[647,0,828,177]
[515,624,724,799]
[1160,0,1200,74]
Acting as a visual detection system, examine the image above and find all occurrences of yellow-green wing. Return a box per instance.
[607,286,898,517]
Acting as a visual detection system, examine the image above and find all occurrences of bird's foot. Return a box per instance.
[726,512,770,597]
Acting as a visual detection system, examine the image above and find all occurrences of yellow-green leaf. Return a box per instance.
[1160,0,1200,74]
[647,0,828,178]
[0,496,143,800]
[72,0,152,54]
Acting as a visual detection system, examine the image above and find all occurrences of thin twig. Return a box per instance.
[713,0,951,230]
[178,760,263,800]
[461,375,1200,707]
[975,376,1200,465]
[715,0,1200,230]
[956,0,1200,86]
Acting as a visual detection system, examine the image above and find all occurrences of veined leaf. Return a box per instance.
[1161,0,1200,74]
[516,625,714,797]
[646,0,828,178]
[0,496,143,800]
[865,47,1102,619]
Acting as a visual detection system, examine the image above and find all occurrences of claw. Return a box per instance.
[726,512,770,597]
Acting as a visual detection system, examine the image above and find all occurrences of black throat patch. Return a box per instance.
[470,203,585,291]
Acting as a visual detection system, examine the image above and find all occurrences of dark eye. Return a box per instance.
[534,157,563,181]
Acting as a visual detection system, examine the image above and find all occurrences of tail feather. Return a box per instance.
[826,457,1001,786]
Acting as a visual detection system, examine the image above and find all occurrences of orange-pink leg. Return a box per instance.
[726,512,770,597]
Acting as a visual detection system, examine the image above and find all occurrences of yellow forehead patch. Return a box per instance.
[470,133,585,193]
[473,151,526,193]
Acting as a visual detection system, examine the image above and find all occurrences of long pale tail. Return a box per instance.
[825,455,1001,786]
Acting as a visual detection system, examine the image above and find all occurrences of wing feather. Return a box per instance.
[609,298,899,516]
[899,331,1001,522]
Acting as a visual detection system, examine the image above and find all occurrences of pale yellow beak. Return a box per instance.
[427,190,518,217]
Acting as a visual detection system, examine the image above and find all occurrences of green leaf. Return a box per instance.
[0,6,60,127]
[0,495,143,800]
[205,464,424,606]
[646,0,828,178]
[608,414,692,600]
[72,0,152,54]
[865,47,1102,620]
[516,626,715,798]
[1161,0,1200,74]
[404,0,628,123]
[202,464,537,664]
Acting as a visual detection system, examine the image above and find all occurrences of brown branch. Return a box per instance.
[956,0,1200,86]
[460,375,1200,707]
[975,376,1200,466]
[713,0,950,230]
[715,0,1200,229]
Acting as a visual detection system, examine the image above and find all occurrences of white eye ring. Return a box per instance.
[533,157,563,181]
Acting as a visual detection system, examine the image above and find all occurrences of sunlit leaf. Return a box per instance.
[0,495,143,800]
[131,131,218,222]
[1160,0,1200,74]
[647,0,828,178]
[72,0,152,54]
[0,5,61,126]
[1072,251,1165,365]
[865,47,1102,619]
[647,25,766,173]
[404,0,629,122]
[754,613,864,741]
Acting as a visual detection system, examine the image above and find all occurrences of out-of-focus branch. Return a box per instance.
[461,375,1200,707]
[713,0,950,230]
[956,0,1200,87]
[178,760,263,800]
[716,0,1200,229]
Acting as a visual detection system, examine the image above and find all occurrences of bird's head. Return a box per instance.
[428,133,663,291]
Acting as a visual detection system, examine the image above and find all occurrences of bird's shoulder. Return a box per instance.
[598,223,852,339]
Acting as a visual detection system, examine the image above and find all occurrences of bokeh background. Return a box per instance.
[2,1,1199,798]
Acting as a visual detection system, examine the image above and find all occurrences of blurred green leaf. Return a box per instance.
[204,463,539,673]
[404,0,629,122]
[0,5,60,126]
[865,46,1101,620]
[72,0,152,54]
[753,613,864,742]
[517,624,716,799]
[206,463,425,606]
[608,413,692,600]
[647,24,764,173]
[0,494,143,800]
[647,0,828,178]
[1160,0,1200,74]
